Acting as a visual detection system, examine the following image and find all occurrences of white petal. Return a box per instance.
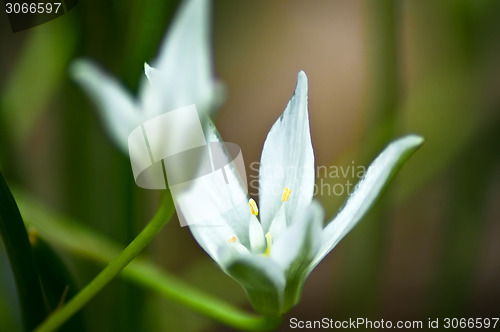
[180,160,249,251]
[310,135,425,269]
[249,215,266,253]
[189,223,240,264]
[259,71,315,231]
[270,201,323,272]
[139,0,221,120]
[270,201,323,311]
[184,120,251,260]
[204,120,251,243]
[267,204,287,240]
[228,241,251,255]
[70,60,140,152]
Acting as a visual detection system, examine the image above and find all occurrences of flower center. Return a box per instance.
[228,188,293,254]
[246,187,292,256]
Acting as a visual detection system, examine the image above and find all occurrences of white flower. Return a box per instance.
[70,0,223,152]
[68,0,423,315]
[179,71,424,315]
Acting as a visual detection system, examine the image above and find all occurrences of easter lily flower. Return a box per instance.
[180,71,423,315]
[70,0,222,152]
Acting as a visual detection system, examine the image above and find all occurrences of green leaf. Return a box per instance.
[30,233,85,331]
[0,172,48,330]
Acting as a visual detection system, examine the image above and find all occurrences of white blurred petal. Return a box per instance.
[140,0,221,120]
[70,59,140,152]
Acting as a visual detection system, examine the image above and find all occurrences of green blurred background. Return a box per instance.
[1,0,500,331]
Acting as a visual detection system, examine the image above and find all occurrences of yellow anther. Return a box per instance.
[28,228,38,247]
[249,198,259,216]
[281,187,291,202]
[228,236,237,243]
[264,232,272,256]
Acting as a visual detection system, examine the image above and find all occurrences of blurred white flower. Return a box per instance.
[71,0,222,152]
[180,71,424,315]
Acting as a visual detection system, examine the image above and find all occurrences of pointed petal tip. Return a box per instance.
[296,71,308,90]
[69,59,94,81]
[288,71,308,103]
[69,59,113,91]
[396,134,425,149]
[154,0,211,70]
[297,70,307,80]
[144,62,154,81]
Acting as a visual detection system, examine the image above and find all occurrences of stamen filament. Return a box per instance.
[264,232,272,256]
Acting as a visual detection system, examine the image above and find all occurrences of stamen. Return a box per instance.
[281,187,291,202]
[28,228,38,246]
[228,236,237,243]
[265,232,272,256]
[249,198,259,216]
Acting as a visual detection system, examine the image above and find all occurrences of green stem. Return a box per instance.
[123,262,281,331]
[34,193,175,332]
[335,0,401,318]
[15,189,281,331]
[365,0,400,151]
[363,0,400,309]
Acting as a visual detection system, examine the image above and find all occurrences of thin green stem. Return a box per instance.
[365,0,400,151]
[123,263,281,331]
[34,193,175,332]
[335,0,401,318]
[15,189,281,331]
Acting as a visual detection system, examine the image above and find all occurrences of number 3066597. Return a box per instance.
[5,2,62,14]
[443,318,499,329]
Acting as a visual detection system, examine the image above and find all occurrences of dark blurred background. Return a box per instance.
[1,0,499,331]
